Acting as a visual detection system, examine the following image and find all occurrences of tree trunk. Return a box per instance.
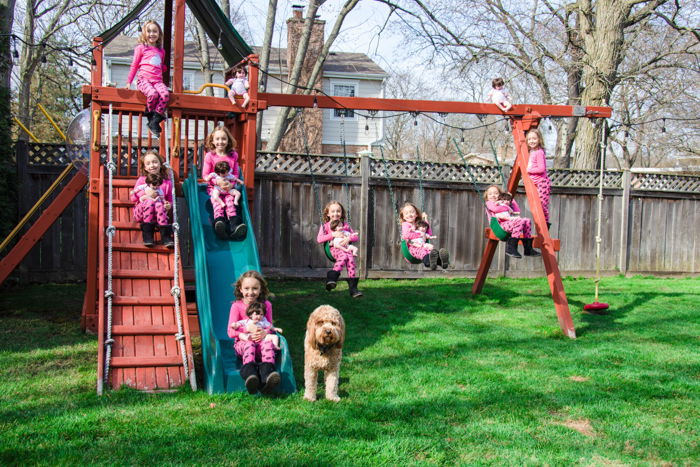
[220,0,230,20]
[196,23,214,96]
[267,0,360,152]
[256,0,278,149]
[572,0,629,168]
[266,0,324,152]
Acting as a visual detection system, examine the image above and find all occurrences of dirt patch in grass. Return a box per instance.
[556,418,596,437]
[569,375,590,382]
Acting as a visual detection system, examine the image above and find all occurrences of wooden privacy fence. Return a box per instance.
[11,143,700,283]
[253,151,700,278]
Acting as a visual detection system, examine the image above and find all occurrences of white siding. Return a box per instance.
[321,78,383,150]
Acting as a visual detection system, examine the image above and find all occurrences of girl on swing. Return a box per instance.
[316,200,363,298]
[400,202,449,270]
[484,185,540,259]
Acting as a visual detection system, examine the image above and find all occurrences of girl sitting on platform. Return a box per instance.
[484,185,540,259]
[201,126,247,240]
[129,150,174,247]
[226,271,280,395]
[400,202,449,270]
[316,201,363,298]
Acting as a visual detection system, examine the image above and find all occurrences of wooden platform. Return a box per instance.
[97,177,196,392]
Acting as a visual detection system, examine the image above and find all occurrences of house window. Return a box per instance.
[183,72,195,91]
[332,83,356,119]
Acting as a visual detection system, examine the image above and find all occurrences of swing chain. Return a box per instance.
[340,113,351,225]
[415,146,425,213]
[297,109,324,228]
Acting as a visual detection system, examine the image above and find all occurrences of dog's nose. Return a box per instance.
[324,329,331,335]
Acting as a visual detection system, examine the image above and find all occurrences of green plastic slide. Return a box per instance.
[183,172,296,394]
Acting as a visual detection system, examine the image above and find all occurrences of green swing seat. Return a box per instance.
[489,216,511,241]
[323,241,335,262]
[401,239,427,265]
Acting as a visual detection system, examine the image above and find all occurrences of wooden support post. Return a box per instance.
[163,0,173,88]
[472,239,499,294]
[241,55,260,210]
[619,169,631,275]
[358,151,371,279]
[81,103,103,332]
[511,117,576,339]
[171,0,185,94]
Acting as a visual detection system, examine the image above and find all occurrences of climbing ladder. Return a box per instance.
[96,173,196,393]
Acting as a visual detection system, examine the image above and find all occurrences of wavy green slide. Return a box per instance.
[183,172,296,394]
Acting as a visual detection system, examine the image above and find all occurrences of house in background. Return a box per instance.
[103,6,387,155]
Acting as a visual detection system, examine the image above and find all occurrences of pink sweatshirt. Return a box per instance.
[201,151,240,181]
[227,300,274,340]
[401,221,433,241]
[127,44,167,85]
[527,148,548,177]
[316,222,359,244]
[130,175,174,204]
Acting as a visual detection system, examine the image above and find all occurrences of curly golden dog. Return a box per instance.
[304,305,345,402]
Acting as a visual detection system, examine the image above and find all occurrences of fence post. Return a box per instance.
[619,169,631,275]
[358,151,371,279]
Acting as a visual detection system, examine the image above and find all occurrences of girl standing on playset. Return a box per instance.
[525,128,552,228]
[201,126,247,240]
[400,202,449,270]
[316,201,363,298]
[484,185,540,259]
[129,150,174,247]
[227,270,281,395]
[125,21,169,137]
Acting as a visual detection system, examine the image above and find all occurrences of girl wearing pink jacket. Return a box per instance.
[525,128,552,227]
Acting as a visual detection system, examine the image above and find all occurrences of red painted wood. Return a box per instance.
[110,356,183,367]
[112,324,179,335]
[258,93,612,118]
[511,119,575,338]
[472,238,499,295]
[113,296,175,306]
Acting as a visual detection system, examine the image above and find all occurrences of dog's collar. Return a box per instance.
[318,344,333,355]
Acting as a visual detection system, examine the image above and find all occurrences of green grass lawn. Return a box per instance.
[1,276,698,465]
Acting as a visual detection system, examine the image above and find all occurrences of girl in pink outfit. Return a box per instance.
[125,21,169,137]
[226,271,280,395]
[400,202,449,270]
[525,128,552,226]
[484,185,540,259]
[225,65,250,108]
[201,127,247,240]
[129,150,174,247]
[316,201,363,298]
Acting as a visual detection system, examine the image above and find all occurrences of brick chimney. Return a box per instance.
[280,5,325,153]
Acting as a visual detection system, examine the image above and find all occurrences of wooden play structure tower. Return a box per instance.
[0,0,610,393]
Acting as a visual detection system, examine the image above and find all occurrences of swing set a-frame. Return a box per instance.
[281,96,608,339]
